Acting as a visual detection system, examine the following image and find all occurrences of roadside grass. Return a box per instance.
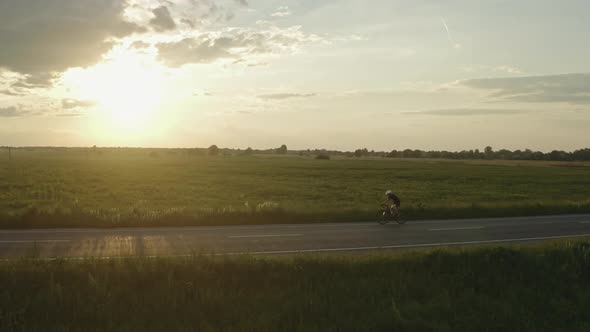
[2,240,590,331]
[2,201,590,229]
[1,148,590,228]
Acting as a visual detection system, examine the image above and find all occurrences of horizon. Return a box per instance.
[3,144,589,155]
[1,0,589,150]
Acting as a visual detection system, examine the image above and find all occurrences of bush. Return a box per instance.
[315,154,330,160]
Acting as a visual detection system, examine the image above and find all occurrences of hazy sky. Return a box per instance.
[1,0,589,151]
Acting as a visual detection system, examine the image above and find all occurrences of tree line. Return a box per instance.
[4,145,590,161]
[226,145,590,161]
[351,146,590,161]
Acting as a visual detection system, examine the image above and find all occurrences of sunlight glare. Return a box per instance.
[64,47,167,135]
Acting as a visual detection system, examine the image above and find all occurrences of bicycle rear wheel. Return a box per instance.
[392,209,405,224]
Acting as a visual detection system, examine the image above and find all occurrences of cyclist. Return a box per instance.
[383,190,401,216]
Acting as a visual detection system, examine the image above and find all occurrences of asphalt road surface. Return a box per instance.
[1,214,590,258]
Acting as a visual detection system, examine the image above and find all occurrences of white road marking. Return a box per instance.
[0,240,71,243]
[579,221,590,224]
[410,214,589,225]
[6,233,590,260]
[223,233,590,255]
[228,234,302,239]
[429,226,485,231]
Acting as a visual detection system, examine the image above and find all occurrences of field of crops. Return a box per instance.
[2,240,590,331]
[1,148,590,228]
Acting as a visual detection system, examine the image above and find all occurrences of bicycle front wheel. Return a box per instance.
[378,211,389,225]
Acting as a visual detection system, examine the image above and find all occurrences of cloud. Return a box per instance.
[402,108,528,116]
[55,112,84,117]
[0,99,93,117]
[247,61,269,67]
[157,37,235,66]
[440,17,461,49]
[461,73,590,104]
[156,25,320,66]
[193,90,214,97]
[184,0,241,25]
[271,6,292,17]
[258,93,316,100]
[494,65,522,75]
[0,106,28,117]
[130,40,151,49]
[150,6,177,32]
[61,99,97,109]
[0,89,24,96]
[0,0,144,78]
[181,18,196,28]
[11,72,59,90]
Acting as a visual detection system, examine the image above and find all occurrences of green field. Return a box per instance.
[2,240,590,331]
[1,148,590,228]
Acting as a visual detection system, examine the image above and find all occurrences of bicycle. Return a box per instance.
[379,204,405,225]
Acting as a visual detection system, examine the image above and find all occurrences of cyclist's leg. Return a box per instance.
[386,201,395,215]
[383,202,392,217]
[391,204,400,217]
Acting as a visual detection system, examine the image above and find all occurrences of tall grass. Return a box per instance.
[2,149,590,228]
[2,201,590,228]
[2,240,590,331]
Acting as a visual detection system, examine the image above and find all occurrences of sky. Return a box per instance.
[0,0,589,151]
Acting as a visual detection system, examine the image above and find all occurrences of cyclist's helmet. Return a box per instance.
[385,190,392,195]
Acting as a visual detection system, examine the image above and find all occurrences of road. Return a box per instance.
[1,214,590,258]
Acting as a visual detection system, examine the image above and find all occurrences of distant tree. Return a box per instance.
[484,146,494,159]
[497,149,512,160]
[244,147,254,155]
[532,151,544,160]
[315,153,331,160]
[573,148,590,161]
[548,150,570,161]
[522,149,533,160]
[354,148,369,157]
[208,145,219,156]
[441,151,453,159]
[402,149,413,158]
[276,144,288,154]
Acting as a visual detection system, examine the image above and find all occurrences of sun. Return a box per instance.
[64,47,167,134]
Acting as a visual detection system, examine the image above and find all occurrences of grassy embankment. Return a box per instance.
[1,148,590,228]
[2,240,590,331]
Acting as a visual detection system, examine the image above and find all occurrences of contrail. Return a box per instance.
[441,17,461,49]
